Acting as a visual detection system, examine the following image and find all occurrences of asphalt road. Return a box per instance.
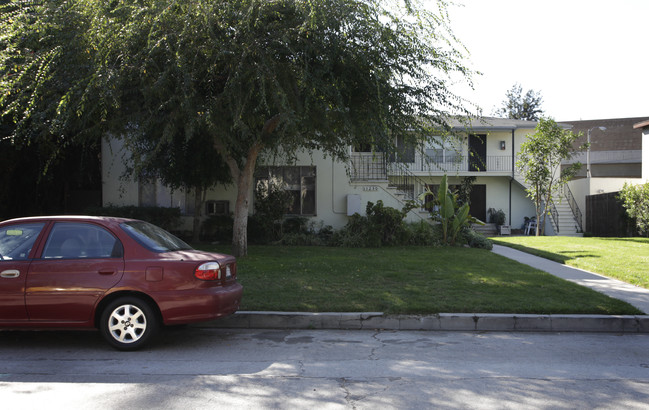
[2,327,649,409]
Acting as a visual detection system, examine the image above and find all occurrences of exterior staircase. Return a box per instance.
[512,175,583,237]
[472,223,498,237]
[550,196,582,236]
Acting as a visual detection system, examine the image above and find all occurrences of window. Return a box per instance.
[206,200,229,216]
[425,148,458,164]
[42,223,123,259]
[255,166,317,216]
[0,223,45,261]
[120,221,192,253]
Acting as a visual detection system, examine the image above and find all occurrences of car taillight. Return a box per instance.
[195,262,221,280]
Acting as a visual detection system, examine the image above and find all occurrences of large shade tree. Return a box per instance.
[1,0,473,256]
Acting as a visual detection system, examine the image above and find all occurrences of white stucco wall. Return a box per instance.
[102,138,138,206]
[102,128,539,232]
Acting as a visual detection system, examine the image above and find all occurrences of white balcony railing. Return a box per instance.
[350,153,515,181]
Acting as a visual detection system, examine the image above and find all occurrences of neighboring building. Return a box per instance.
[636,119,649,181]
[102,117,582,236]
[561,117,644,179]
[560,117,648,232]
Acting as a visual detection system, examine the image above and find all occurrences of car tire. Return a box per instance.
[99,297,159,351]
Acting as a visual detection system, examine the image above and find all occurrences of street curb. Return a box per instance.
[194,311,649,333]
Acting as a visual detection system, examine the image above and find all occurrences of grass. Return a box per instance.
[492,236,649,289]
[196,244,641,315]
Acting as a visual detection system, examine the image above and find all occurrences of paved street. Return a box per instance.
[2,327,649,409]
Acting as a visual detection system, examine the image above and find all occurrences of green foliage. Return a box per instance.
[365,200,408,246]
[618,182,649,237]
[462,229,493,250]
[200,214,234,243]
[248,182,294,244]
[494,83,544,121]
[420,174,482,245]
[516,118,584,235]
[331,201,424,247]
[457,176,476,207]
[0,0,473,256]
[487,208,506,226]
[404,221,443,246]
[276,220,334,246]
[84,206,181,232]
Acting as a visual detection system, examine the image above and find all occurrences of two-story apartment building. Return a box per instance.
[102,117,578,235]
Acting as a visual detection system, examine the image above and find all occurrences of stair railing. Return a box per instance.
[548,200,559,234]
[561,184,583,232]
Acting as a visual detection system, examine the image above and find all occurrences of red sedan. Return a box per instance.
[0,215,242,350]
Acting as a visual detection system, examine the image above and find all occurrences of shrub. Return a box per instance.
[331,201,422,247]
[462,229,493,250]
[488,208,506,226]
[618,182,649,236]
[249,182,293,243]
[330,213,377,247]
[282,217,309,235]
[201,214,234,242]
[276,220,334,246]
[404,221,442,246]
[365,200,407,245]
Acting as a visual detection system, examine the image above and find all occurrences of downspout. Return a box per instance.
[509,129,515,225]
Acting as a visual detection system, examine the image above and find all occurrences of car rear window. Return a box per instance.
[120,221,192,253]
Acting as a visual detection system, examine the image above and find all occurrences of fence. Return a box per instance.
[585,192,636,237]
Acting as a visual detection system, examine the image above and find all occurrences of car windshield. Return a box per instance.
[120,221,192,253]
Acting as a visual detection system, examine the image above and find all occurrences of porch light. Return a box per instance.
[500,141,506,150]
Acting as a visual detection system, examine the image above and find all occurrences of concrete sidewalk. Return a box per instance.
[491,244,649,314]
[199,245,649,333]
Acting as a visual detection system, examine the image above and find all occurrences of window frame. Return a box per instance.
[255,166,317,216]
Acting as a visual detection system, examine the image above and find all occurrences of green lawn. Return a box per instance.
[492,236,649,289]
[196,244,641,315]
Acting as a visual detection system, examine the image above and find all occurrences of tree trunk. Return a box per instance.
[535,187,542,236]
[229,142,263,257]
[191,187,204,243]
[216,117,278,257]
[231,174,250,257]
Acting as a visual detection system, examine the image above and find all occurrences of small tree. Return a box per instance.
[494,83,544,121]
[516,118,584,235]
[420,174,481,245]
[618,182,649,237]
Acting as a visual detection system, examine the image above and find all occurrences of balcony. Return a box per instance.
[350,152,515,181]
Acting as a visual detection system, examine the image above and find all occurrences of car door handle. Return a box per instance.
[98,269,116,275]
[1,269,20,278]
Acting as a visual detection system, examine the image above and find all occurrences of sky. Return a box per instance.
[445,0,648,121]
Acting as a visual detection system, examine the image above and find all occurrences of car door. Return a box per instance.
[0,222,46,322]
[26,222,125,323]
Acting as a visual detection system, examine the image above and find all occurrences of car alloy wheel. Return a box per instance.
[100,297,158,351]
